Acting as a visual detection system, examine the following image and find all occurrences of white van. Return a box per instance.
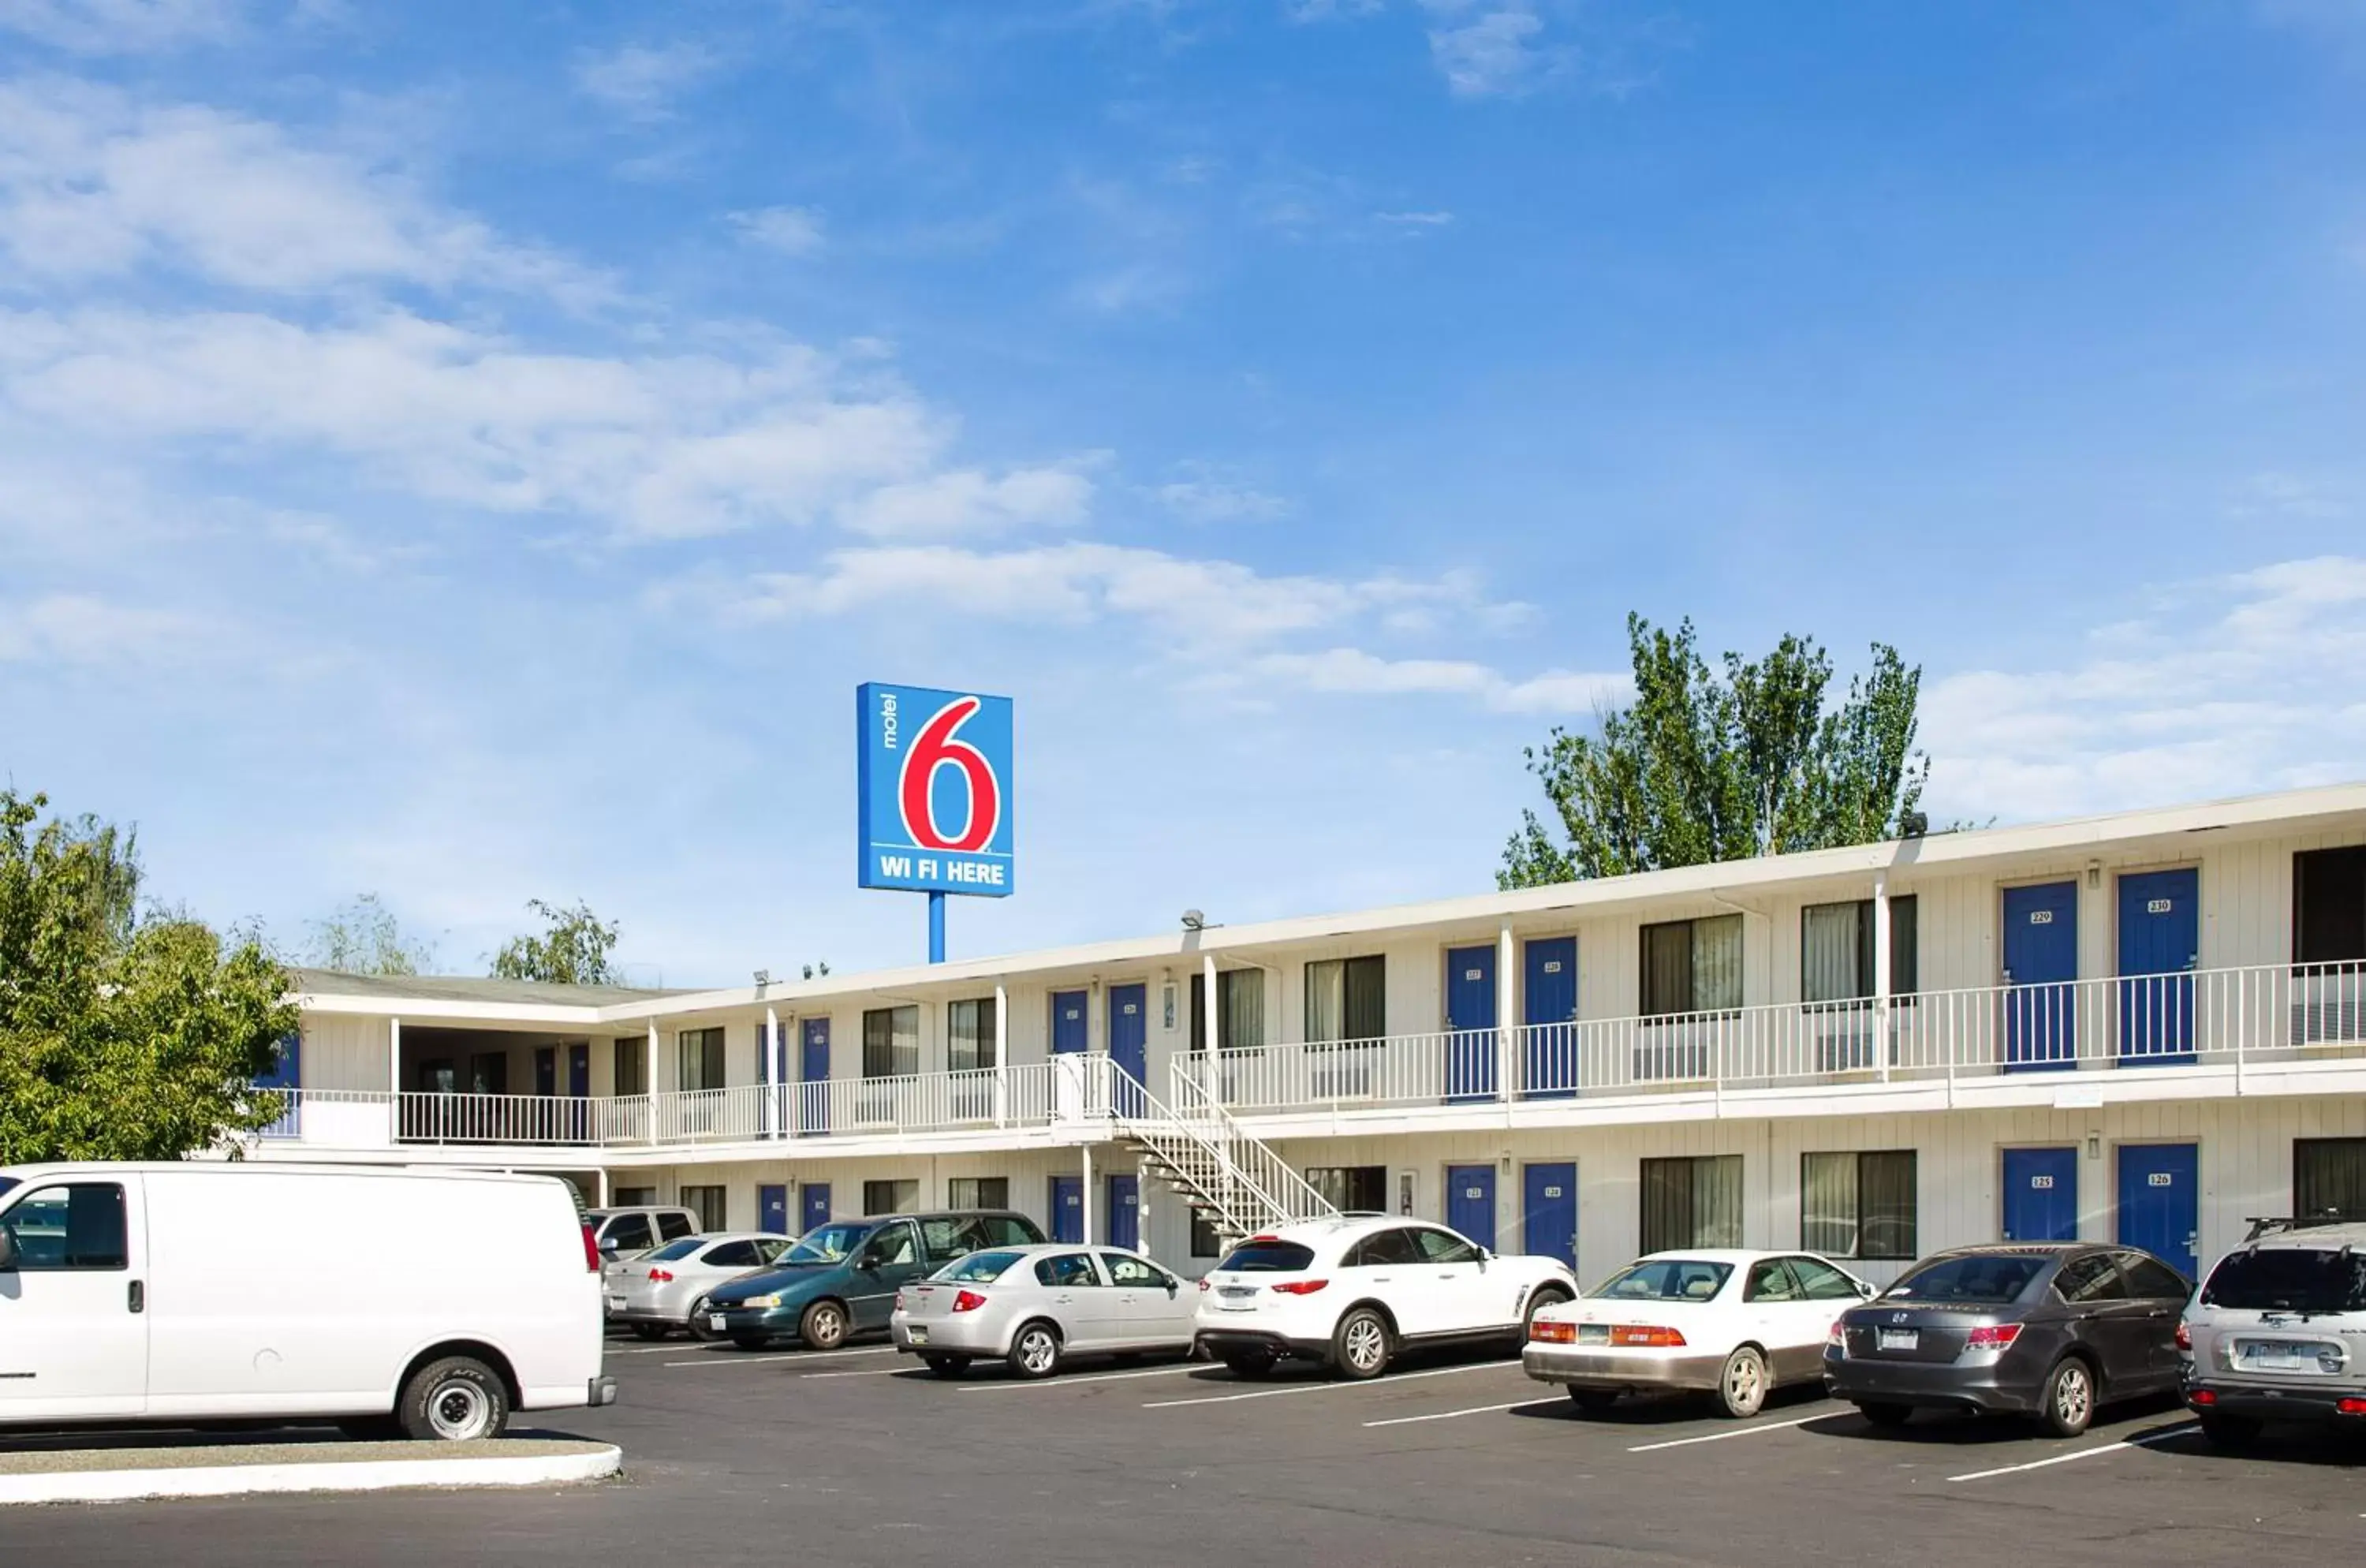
[0,1163,617,1441]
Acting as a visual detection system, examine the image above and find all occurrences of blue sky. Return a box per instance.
[2,0,2362,986]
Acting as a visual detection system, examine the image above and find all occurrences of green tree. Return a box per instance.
[0,790,298,1163]
[307,892,437,976]
[1500,615,1931,888]
[490,898,621,985]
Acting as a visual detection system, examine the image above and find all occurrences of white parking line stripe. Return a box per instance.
[1144,1361,1514,1409]
[957,1364,1204,1392]
[1947,1423,2199,1483]
[658,1346,901,1369]
[1625,1415,1822,1452]
[1363,1398,1560,1428]
[799,1367,912,1379]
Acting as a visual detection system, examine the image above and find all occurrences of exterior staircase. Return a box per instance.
[1105,1060,1337,1244]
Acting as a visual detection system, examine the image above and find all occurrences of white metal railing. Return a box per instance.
[1198,961,2366,1116]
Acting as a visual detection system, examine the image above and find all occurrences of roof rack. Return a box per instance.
[2242,1211,2349,1242]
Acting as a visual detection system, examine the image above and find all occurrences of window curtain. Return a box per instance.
[1641,922,1692,1017]
[1801,1152,1858,1255]
[1222,969,1266,1051]
[1640,1158,1692,1253]
[1692,1153,1743,1246]
[1692,916,1744,1014]
[1343,956,1386,1043]
[1859,1151,1917,1260]
[863,1006,919,1078]
[677,1028,724,1092]
[613,1036,646,1097]
[2297,1138,2366,1221]
[1802,903,1864,1005]
[1305,960,1344,1044]
[1890,896,1920,997]
[1189,973,1207,1054]
[949,998,996,1071]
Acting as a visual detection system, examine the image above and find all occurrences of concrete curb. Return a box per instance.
[0,1443,621,1506]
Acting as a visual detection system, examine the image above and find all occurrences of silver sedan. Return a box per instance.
[890,1244,1196,1379]
[607,1231,794,1339]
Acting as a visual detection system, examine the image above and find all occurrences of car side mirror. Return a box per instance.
[1165,1279,1179,1298]
[0,1230,15,1271]
[1856,1280,1877,1300]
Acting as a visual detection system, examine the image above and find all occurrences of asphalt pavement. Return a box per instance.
[6,1332,2363,1565]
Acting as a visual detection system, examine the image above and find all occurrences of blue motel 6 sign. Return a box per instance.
[856,683,1015,897]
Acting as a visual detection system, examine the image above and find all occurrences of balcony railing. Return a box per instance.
[259,1059,1092,1153]
[1194,961,2366,1117]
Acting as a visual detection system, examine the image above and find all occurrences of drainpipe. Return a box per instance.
[388,1016,402,1148]
[763,1006,780,1141]
[1081,1144,1095,1245]
[994,981,1009,1128]
[1203,953,1221,1106]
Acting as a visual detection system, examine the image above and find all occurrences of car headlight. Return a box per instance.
[740,1294,782,1309]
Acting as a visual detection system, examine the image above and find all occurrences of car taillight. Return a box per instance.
[647,1268,674,1283]
[1270,1279,1330,1296]
[1197,1278,1211,1292]
[2338,1397,2366,1417]
[1827,1320,1846,1349]
[2174,1320,2192,1351]
[2190,1387,2217,1406]
[953,1290,987,1312]
[1529,1320,1576,1343]
[1964,1324,2022,1351]
[894,1290,906,1312]
[581,1223,600,1273]
[1609,1325,1685,1348]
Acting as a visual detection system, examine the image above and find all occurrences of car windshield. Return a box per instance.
[644,1238,705,1263]
[1594,1259,1733,1301]
[2203,1247,2366,1314]
[935,1250,1022,1284]
[1886,1254,2049,1305]
[783,1223,871,1264]
[1218,1240,1318,1272]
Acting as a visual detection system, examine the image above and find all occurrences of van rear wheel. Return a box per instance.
[397,1356,509,1442]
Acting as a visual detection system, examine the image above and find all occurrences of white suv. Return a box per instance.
[1193,1215,1577,1379]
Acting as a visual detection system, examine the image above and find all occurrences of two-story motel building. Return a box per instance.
[260,782,2366,1286]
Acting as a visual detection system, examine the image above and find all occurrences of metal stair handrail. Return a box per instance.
[1162,1061,1336,1226]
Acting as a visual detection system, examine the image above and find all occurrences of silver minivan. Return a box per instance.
[2181,1218,2366,1445]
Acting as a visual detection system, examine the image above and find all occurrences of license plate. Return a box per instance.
[606,1296,625,1310]
[1578,1323,1610,1345]
[1879,1327,1919,1352]
[1218,1286,1256,1298]
[2242,1341,2318,1370]
[907,1327,928,1345]
[709,1313,727,1332]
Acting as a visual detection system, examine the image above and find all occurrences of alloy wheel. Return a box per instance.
[1343,1316,1386,1374]
[1018,1327,1058,1375]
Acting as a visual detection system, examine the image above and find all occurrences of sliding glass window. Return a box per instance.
[1801,1150,1917,1260]
[862,1006,920,1079]
[948,998,997,1072]
[1639,1154,1743,1253]
[1305,956,1386,1045]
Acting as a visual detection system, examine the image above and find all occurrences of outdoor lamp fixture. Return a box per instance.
[1181,909,1205,931]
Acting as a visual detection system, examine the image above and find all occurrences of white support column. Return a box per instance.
[595,1168,609,1206]
[763,1006,780,1141]
[387,1016,402,1146]
[1872,875,1893,1085]
[1497,924,1517,1103]
[1203,953,1221,1102]
[1081,1144,1095,1245]
[994,982,1009,1127]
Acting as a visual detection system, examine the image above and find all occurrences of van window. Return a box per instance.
[786,1223,870,1264]
[3,1184,128,1271]
[2204,1248,2366,1313]
[922,1215,991,1262]
[603,1214,655,1253]
[657,1211,697,1241]
[980,1215,1047,1246]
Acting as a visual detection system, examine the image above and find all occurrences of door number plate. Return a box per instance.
[2029,909,2054,924]
[2030,1174,2054,1189]
[2149,1172,2174,1187]
[2148,898,2173,913]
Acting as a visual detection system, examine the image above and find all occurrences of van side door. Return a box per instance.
[0,1176,148,1418]
[849,1222,923,1329]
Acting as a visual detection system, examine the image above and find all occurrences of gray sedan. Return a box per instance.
[890,1244,1196,1378]
[608,1231,795,1339]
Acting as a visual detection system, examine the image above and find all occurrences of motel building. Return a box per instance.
[257,782,2366,1288]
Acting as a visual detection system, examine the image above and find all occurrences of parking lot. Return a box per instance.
[9,1333,2364,1566]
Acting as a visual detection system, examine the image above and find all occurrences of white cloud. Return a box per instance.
[1419,1,1547,98]
[0,591,208,664]
[729,204,826,257]
[0,0,245,54]
[0,306,953,539]
[1152,472,1290,524]
[571,40,723,122]
[838,465,1096,539]
[0,79,602,300]
[1248,647,1627,713]
[1373,209,1455,228]
[1924,555,2366,823]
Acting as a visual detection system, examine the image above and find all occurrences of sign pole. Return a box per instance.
[928,891,946,965]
